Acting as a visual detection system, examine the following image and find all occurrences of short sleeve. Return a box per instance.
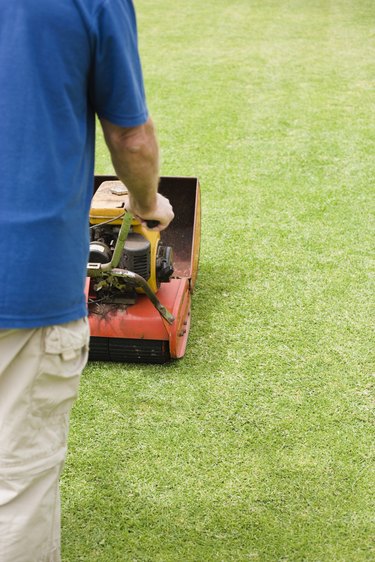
[91,0,149,127]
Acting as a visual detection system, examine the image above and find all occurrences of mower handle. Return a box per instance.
[145,220,160,229]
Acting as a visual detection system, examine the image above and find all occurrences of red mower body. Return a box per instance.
[87,175,201,363]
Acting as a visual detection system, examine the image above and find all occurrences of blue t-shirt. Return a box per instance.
[0,0,148,328]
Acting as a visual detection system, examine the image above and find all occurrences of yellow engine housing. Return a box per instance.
[89,180,160,293]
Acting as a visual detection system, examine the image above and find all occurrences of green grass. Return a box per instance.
[62,1,374,560]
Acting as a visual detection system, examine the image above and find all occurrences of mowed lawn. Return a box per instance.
[62,1,374,560]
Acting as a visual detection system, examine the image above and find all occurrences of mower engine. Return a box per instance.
[88,180,174,304]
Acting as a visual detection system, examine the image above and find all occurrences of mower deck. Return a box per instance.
[87,175,200,363]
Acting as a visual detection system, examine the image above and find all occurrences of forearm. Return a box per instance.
[100,116,174,230]
[101,117,159,213]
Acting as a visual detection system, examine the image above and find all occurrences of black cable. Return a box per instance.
[89,211,126,230]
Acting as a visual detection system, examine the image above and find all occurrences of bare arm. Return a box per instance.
[100,116,174,230]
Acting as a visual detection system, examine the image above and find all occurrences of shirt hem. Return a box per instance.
[97,109,149,128]
[0,305,88,330]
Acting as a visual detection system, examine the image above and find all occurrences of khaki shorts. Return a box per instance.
[0,317,89,562]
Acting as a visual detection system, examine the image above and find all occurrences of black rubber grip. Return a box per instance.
[145,220,160,229]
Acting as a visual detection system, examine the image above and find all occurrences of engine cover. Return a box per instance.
[120,233,151,280]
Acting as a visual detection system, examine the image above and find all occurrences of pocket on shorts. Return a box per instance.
[31,318,90,419]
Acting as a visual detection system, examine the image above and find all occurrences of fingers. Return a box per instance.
[126,193,174,231]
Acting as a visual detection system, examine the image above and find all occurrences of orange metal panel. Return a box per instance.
[87,278,191,358]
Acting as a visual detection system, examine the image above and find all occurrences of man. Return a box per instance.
[0,1,174,560]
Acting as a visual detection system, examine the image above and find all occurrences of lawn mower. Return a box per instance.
[86,175,200,363]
